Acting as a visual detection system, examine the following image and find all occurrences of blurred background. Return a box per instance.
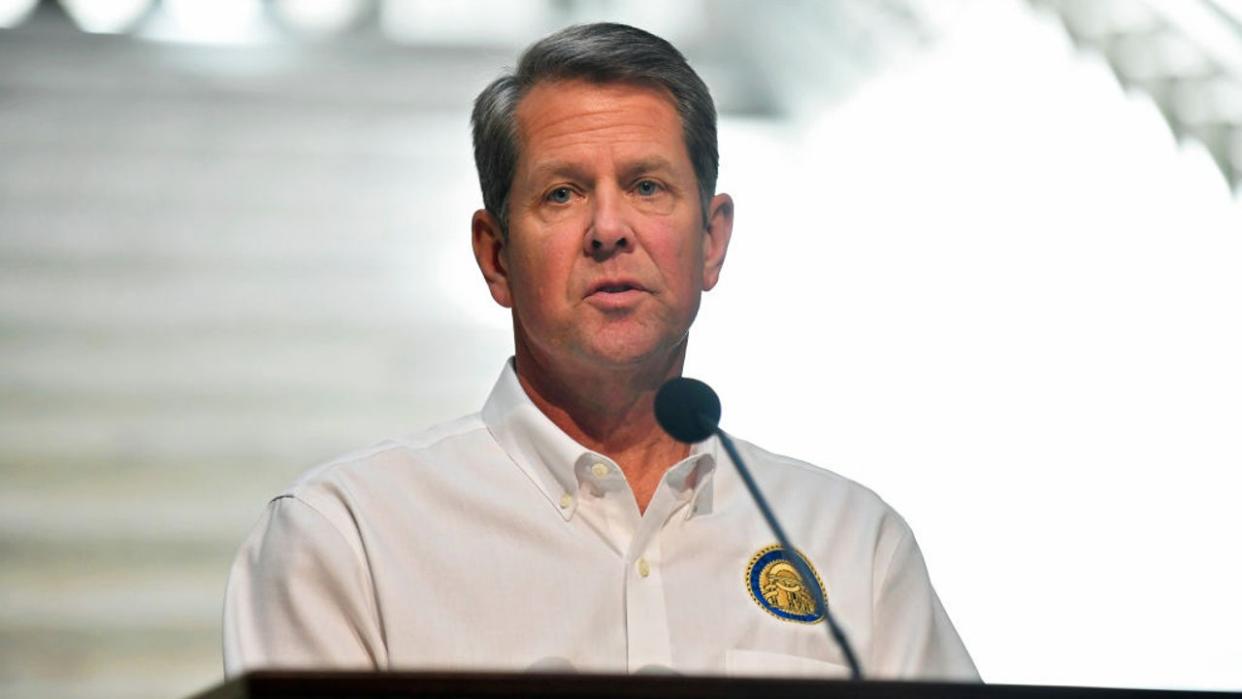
[1,1,1240,697]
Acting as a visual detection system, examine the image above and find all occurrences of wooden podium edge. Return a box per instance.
[187,670,1242,699]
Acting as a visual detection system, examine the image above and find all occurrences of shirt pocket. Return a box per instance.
[724,648,851,679]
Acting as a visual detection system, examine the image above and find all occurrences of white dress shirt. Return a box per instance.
[223,361,978,681]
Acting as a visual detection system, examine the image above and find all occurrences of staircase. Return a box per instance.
[0,14,513,699]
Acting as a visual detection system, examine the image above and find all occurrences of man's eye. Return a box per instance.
[546,187,573,204]
[635,180,661,196]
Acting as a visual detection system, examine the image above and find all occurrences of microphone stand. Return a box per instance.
[712,425,864,681]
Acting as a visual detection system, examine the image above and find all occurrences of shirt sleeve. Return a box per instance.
[222,495,387,676]
[869,515,980,681]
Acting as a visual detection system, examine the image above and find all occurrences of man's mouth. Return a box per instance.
[588,279,645,295]
[586,279,647,308]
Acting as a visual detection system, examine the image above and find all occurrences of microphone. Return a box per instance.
[653,377,720,443]
[654,378,864,681]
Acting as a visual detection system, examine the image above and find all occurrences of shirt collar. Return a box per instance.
[481,359,718,521]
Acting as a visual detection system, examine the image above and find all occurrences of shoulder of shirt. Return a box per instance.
[733,436,910,529]
[275,411,488,500]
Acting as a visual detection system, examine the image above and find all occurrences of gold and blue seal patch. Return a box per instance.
[746,544,826,624]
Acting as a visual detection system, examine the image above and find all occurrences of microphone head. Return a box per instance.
[655,377,721,443]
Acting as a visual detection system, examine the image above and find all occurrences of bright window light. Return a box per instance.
[272,0,364,38]
[138,0,273,45]
[380,0,551,44]
[693,0,1242,690]
[0,0,37,29]
[59,0,152,33]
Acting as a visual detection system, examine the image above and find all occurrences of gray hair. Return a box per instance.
[471,22,719,236]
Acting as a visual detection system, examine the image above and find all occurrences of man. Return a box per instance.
[223,23,978,680]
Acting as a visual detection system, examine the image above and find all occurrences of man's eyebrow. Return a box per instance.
[525,157,678,185]
[526,161,591,183]
[618,156,676,181]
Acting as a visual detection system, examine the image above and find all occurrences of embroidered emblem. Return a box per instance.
[746,544,826,624]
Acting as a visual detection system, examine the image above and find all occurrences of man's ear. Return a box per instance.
[472,209,513,308]
[701,193,734,291]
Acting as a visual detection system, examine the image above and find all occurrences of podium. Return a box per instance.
[189,671,1241,699]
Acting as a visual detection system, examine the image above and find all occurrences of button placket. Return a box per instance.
[624,479,683,673]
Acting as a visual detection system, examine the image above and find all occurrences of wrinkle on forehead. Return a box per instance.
[514,80,690,175]
[519,81,685,143]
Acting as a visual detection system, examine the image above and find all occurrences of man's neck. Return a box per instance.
[513,345,691,514]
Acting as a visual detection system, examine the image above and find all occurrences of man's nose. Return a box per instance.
[583,189,632,258]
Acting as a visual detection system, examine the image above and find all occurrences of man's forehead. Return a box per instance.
[512,79,688,172]
[516,77,678,119]
[517,79,679,136]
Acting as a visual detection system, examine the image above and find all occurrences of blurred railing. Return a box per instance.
[1033,0,1242,193]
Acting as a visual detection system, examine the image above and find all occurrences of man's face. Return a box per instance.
[473,79,732,376]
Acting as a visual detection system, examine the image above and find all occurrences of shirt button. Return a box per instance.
[559,493,573,509]
[591,462,609,478]
[637,558,651,578]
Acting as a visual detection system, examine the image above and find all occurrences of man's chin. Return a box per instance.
[514,322,689,378]
[574,334,688,373]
